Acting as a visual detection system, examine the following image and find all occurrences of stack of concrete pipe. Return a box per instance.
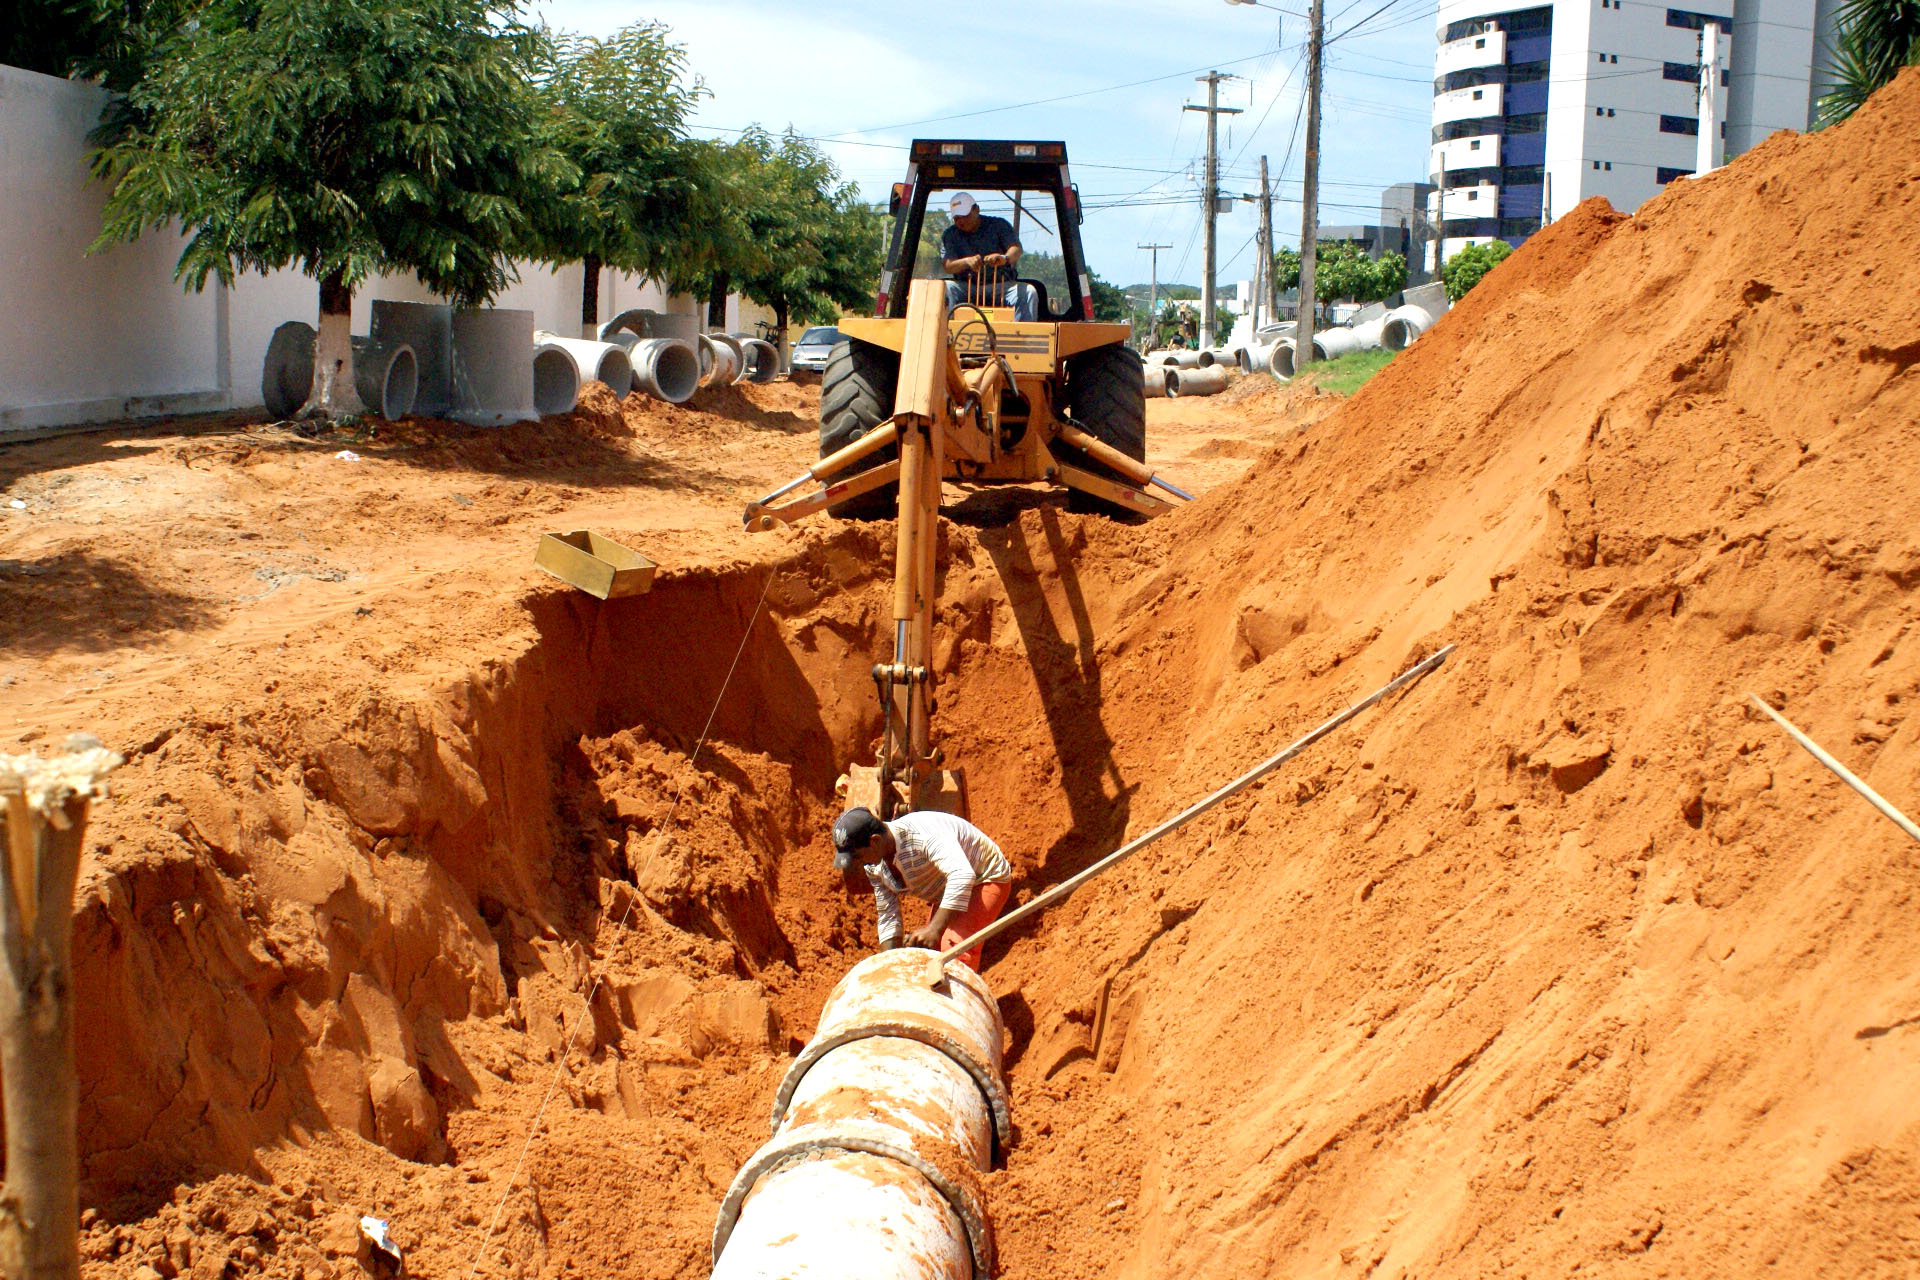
[712,950,1008,1279]
[260,321,419,421]
[1198,346,1245,369]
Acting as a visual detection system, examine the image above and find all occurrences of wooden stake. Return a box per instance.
[0,736,120,1280]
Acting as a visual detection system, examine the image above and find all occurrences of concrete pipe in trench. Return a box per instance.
[534,332,635,396]
[1380,304,1432,351]
[450,308,539,425]
[712,949,1008,1279]
[1168,364,1230,398]
[1143,363,1172,398]
[628,338,700,404]
[370,301,452,415]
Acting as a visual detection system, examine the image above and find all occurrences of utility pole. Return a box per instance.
[1296,0,1325,368]
[1696,22,1722,175]
[1185,72,1243,349]
[1138,242,1171,349]
[1256,156,1276,329]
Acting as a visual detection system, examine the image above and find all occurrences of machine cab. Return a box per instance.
[874,140,1096,323]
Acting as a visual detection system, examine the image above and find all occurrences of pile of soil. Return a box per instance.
[951,67,1920,1277]
[20,67,1920,1280]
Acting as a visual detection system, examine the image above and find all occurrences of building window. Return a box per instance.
[1607,108,1616,116]
[1611,53,1619,62]
[1475,36,1486,47]
[1472,88,1484,99]
[1656,166,1695,183]
[1664,60,1695,81]
[1469,139,1482,149]
[1667,7,1733,30]
[1595,106,1603,115]
[1592,160,1601,169]
[1606,161,1612,170]
[1597,51,1606,61]
[1660,113,1700,135]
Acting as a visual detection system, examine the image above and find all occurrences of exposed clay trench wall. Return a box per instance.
[63,529,908,1200]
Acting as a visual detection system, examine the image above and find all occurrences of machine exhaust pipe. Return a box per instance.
[712,950,1007,1279]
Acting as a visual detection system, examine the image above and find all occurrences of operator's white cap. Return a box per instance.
[948,192,977,216]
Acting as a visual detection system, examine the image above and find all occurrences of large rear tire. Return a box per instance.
[819,338,900,520]
[1056,342,1148,517]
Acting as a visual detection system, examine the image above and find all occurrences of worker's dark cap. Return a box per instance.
[832,807,886,871]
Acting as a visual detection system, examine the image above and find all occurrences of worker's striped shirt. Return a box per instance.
[865,811,1013,945]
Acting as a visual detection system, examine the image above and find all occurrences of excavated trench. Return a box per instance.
[66,507,1147,1278]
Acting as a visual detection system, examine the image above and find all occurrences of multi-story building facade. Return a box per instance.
[1427,0,1837,267]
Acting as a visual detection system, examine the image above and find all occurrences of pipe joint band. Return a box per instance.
[774,1023,1012,1157]
[713,1119,995,1279]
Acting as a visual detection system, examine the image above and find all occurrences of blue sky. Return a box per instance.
[531,0,1440,288]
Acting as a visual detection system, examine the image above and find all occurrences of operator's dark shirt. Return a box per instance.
[941,215,1021,289]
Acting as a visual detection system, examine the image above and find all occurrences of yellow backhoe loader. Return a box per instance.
[743,139,1193,821]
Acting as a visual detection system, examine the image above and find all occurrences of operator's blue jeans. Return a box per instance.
[947,279,1037,322]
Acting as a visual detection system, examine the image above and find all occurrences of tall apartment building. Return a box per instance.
[1426,0,1838,267]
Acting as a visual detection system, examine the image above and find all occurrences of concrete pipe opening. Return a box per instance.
[1143,364,1172,398]
[369,301,452,415]
[698,334,741,387]
[350,338,418,420]
[450,309,539,425]
[1381,304,1432,352]
[630,339,700,405]
[1268,339,1297,381]
[532,344,582,417]
[735,338,780,384]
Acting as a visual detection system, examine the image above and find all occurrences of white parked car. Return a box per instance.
[790,325,841,375]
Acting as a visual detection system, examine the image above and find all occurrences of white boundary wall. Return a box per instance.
[0,63,723,433]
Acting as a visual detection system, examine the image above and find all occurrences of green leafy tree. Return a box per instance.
[1440,239,1514,302]
[90,0,559,418]
[1815,0,1920,126]
[3,0,195,90]
[1273,244,1408,317]
[524,23,704,335]
[675,130,880,364]
[1089,271,1128,323]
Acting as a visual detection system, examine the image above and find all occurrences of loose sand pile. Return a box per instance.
[945,66,1920,1278]
[29,67,1920,1280]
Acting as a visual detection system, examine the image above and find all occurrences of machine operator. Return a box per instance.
[833,806,1014,971]
[941,192,1037,322]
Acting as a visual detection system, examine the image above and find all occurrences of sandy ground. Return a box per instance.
[15,66,1920,1280]
[0,367,1313,1280]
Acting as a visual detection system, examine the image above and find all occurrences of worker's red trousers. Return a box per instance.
[941,880,1012,971]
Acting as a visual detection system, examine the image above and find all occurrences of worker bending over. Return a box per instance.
[833,807,1013,970]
